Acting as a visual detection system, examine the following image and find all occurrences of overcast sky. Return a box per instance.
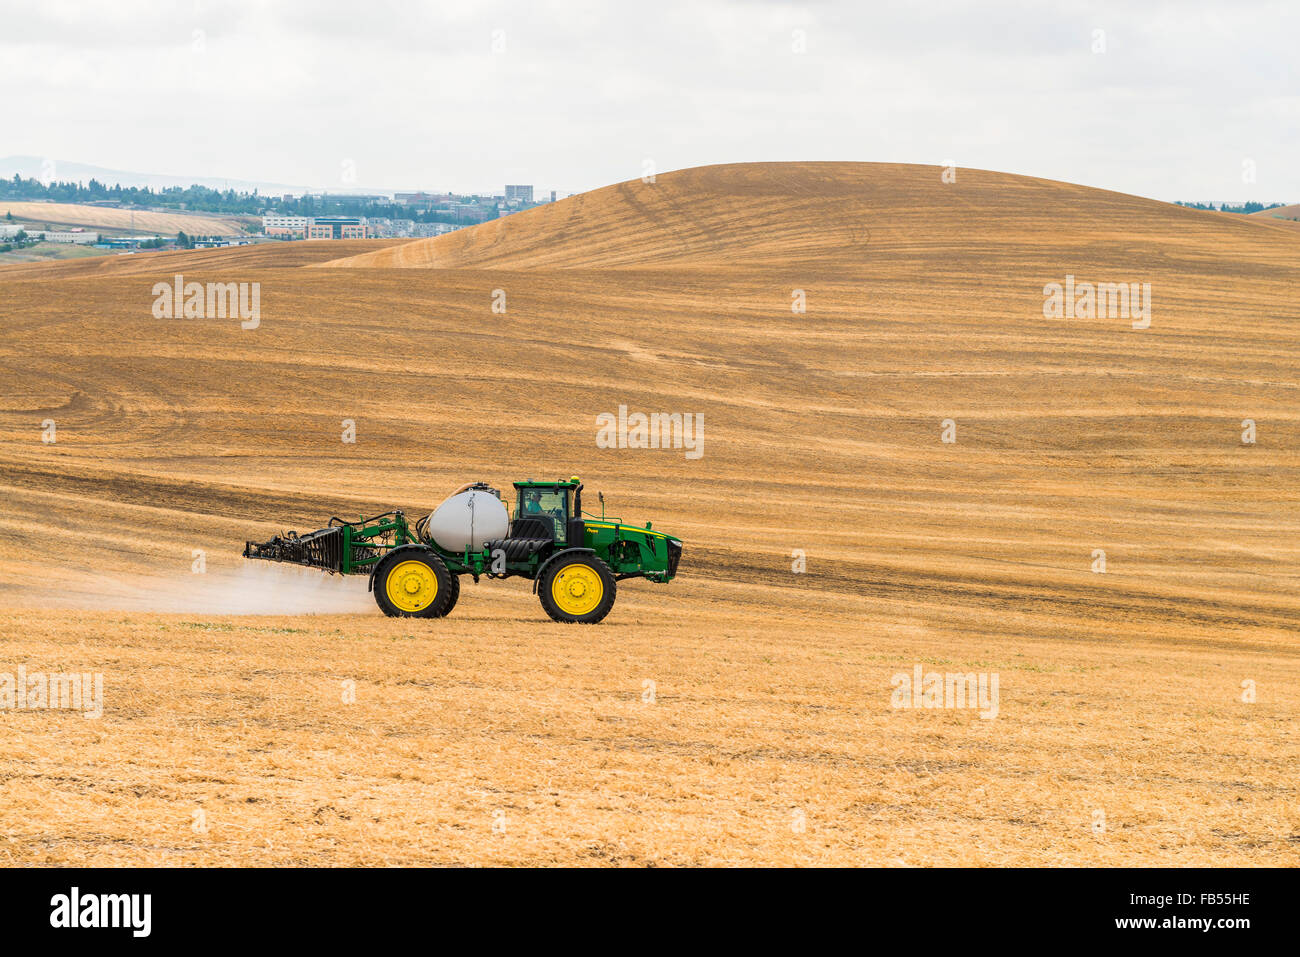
[1,0,1295,200]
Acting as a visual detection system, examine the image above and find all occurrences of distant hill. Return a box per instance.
[0,200,255,237]
[321,160,1300,270]
[1250,203,1300,221]
[0,238,405,279]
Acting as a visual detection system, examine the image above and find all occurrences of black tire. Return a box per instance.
[373,549,453,618]
[538,554,617,624]
[432,573,461,618]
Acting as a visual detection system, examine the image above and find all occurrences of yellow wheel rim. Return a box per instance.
[551,563,603,616]
[385,560,438,613]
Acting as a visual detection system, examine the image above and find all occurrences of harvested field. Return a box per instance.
[0,200,255,238]
[0,162,1296,866]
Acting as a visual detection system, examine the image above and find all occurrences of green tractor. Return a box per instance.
[243,477,682,623]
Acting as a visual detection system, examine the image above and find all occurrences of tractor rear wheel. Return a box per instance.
[374,551,453,618]
[539,554,616,624]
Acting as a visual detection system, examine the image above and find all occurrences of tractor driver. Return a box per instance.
[524,490,544,515]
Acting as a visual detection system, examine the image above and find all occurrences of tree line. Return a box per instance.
[1175,200,1286,214]
[0,174,502,223]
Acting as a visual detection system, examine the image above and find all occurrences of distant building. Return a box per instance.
[411,222,458,238]
[43,231,100,244]
[393,191,451,208]
[262,215,311,237]
[550,190,557,203]
[320,193,389,204]
[4,227,100,244]
[505,184,533,203]
[263,214,367,239]
[305,216,367,239]
[367,218,419,239]
[449,204,489,223]
[191,238,252,248]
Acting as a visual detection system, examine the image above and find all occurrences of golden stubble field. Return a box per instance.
[0,201,254,237]
[0,163,1296,865]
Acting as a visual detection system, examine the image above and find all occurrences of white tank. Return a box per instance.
[423,487,509,552]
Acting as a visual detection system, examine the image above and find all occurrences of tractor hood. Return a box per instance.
[581,520,682,582]
[582,520,679,542]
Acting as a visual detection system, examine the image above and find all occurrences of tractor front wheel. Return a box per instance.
[438,573,461,618]
[374,551,453,618]
[539,554,617,624]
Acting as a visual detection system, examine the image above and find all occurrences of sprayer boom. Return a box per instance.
[243,511,412,575]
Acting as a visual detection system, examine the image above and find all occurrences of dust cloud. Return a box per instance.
[41,561,379,616]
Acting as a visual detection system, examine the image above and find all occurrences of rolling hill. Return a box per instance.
[0,162,1296,866]
[323,161,1300,270]
[0,200,254,237]
[0,237,408,280]
[1250,202,1300,221]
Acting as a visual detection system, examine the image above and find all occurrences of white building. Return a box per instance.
[261,215,312,236]
[0,226,99,243]
[43,231,101,244]
[411,222,457,238]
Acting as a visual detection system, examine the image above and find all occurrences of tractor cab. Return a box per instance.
[512,477,583,546]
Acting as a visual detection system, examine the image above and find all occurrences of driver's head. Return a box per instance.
[528,490,541,502]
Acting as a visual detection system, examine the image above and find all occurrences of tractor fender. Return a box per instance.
[532,547,597,594]
[368,543,437,592]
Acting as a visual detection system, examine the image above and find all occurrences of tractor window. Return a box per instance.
[518,487,570,533]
